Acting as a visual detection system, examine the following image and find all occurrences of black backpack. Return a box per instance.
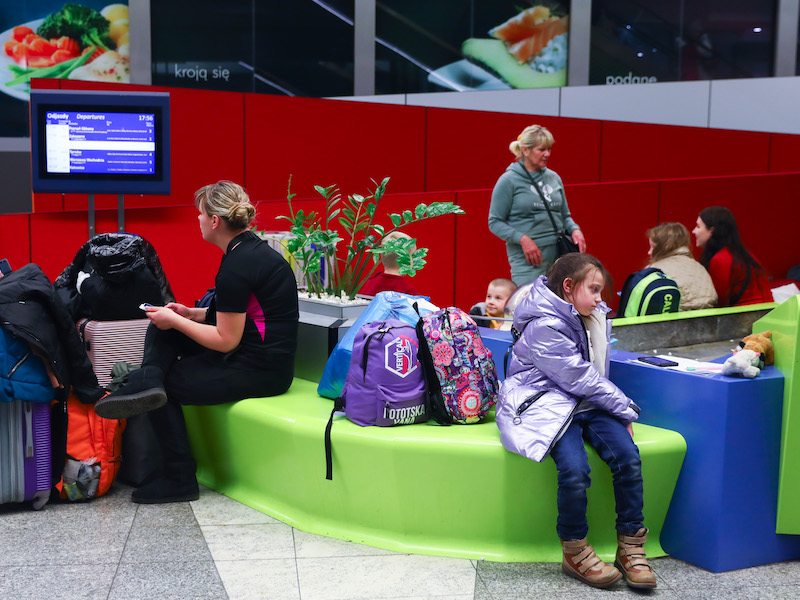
[616,268,681,317]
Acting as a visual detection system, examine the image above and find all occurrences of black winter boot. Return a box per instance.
[131,472,199,504]
[94,365,167,419]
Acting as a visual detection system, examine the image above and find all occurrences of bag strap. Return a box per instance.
[413,303,452,426]
[518,161,562,238]
[324,396,345,481]
[78,318,93,350]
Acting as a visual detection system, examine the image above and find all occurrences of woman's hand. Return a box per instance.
[145,305,181,331]
[520,235,543,266]
[166,302,208,323]
[572,229,587,253]
[626,423,634,438]
[166,302,192,318]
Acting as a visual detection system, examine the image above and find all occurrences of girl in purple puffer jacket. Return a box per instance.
[495,253,656,590]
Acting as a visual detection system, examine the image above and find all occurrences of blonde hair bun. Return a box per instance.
[194,180,256,230]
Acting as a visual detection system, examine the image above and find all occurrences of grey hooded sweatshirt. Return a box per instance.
[495,277,640,462]
[489,162,580,277]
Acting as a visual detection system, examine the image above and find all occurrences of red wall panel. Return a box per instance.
[32,194,63,212]
[452,189,508,311]
[659,173,800,281]
[244,96,426,202]
[53,83,246,212]
[30,211,119,281]
[600,121,771,183]
[425,108,603,193]
[0,214,32,269]
[769,133,800,173]
[565,181,661,308]
[452,182,660,311]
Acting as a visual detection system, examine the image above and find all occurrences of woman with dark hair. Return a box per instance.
[692,207,772,307]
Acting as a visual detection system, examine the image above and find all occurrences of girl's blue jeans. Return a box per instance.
[549,409,644,541]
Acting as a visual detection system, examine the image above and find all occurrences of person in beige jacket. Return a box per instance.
[647,223,717,311]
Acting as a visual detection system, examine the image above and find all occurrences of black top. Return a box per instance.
[210,231,299,369]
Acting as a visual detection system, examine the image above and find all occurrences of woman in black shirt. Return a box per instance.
[96,180,299,503]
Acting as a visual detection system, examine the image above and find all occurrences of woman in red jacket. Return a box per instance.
[692,206,772,307]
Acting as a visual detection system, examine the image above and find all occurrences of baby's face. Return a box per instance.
[485,284,512,318]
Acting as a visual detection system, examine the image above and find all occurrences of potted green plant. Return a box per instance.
[273,176,465,301]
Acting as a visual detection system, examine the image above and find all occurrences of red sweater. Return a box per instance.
[359,271,418,296]
[707,248,772,307]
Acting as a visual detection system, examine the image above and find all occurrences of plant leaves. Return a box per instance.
[390,213,402,227]
[402,210,413,223]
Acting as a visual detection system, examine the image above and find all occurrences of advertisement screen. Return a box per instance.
[0,1,131,137]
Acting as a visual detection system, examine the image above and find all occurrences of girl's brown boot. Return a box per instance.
[561,538,622,588]
[615,528,657,589]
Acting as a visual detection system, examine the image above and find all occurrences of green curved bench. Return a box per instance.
[182,378,686,562]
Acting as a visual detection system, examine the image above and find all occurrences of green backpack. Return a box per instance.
[617,268,681,317]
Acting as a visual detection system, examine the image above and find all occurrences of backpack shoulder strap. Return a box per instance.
[324,396,345,481]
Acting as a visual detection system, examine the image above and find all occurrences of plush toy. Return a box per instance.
[737,331,774,368]
[722,349,762,379]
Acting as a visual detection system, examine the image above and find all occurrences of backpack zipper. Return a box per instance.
[361,323,409,381]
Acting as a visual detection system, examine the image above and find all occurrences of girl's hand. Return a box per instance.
[572,229,587,253]
[520,235,542,266]
[626,423,634,438]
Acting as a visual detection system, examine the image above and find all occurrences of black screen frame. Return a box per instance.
[30,89,171,195]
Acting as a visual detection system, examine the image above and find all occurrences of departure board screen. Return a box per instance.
[44,111,156,175]
[30,90,170,195]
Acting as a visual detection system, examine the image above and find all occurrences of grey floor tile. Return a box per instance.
[296,554,476,600]
[653,557,800,590]
[109,560,227,600]
[293,529,399,558]
[0,564,117,600]
[474,574,496,600]
[133,501,199,527]
[201,523,296,561]
[374,596,474,600]
[0,517,131,566]
[191,486,280,526]
[121,524,213,563]
[477,560,676,598]
[675,587,800,600]
[546,590,683,599]
[215,558,300,600]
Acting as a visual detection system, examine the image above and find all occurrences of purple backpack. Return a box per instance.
[325,318,427,479]
[415,306,499,425]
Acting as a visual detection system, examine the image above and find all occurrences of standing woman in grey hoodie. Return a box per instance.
[489,124,586,286]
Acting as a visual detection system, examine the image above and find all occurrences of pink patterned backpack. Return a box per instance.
[415,306,499,424]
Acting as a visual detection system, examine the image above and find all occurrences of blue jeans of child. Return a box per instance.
[549,410,644,541]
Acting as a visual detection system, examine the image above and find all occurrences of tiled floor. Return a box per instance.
[1,483,799,600]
